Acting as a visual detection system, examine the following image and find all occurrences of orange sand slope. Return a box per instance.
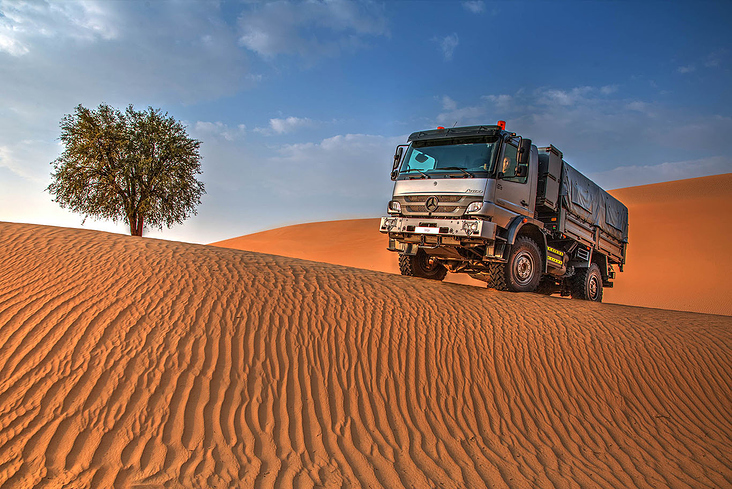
[2,222,731,488]
[607,174,732,316]
[213,173,732,316]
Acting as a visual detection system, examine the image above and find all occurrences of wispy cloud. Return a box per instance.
[589,156,732,189]
[462,1,485,14]
[267,133,402,199]
[436,33,459,61]
[703,49,727,68]
[436,95,484,125]
[0,0,119,56]
[237,0,388,59]
[194,121,247,141]
[255,116,317,135]
[677,64,696,74]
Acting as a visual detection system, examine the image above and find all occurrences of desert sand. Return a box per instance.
[1,221,730,488]
[214,174,732,316]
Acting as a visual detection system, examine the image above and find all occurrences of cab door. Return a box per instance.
[494,142,533,219]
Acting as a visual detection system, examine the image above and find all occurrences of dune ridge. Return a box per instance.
[1,222,731,488]
[213,174,732,316]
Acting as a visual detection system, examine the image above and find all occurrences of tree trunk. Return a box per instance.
[130,214,143,236]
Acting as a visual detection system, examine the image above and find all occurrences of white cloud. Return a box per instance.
[436,95,489,125]
[237,0,388,59]
[437,33,459,61]
[441,96,458,111]
[270,116,315,134]
[482,94,512,110]
[0,139,55,184]
[589,156,732,190]
[193,121,247,141]
[625,101,653,114]
[462,1,485,14]
[677,64,696,74]
[536,86,593,106]
[254,116,317,135]
[0,32,28,56]
[0,0,118,56]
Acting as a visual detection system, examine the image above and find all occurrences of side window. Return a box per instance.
[500,144,527,184]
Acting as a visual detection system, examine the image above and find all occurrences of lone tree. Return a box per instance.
[48,103,205,236]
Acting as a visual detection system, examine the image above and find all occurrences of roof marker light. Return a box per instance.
[437,126,445,129]
[497,120,506,130]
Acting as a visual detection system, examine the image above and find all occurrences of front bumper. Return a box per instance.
[379,216,497,240]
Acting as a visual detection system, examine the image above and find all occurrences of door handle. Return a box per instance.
[521,200,529,207]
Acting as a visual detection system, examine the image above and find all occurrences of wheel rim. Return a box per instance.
[588,274,599,300]
[420,253,437,271]
[513,251,534,286]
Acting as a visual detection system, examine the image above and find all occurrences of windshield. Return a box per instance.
[398,137,499,179]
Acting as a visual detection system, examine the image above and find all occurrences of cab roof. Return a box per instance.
[408,125,508,142]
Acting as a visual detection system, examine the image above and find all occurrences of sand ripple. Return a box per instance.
[0,222,730,488]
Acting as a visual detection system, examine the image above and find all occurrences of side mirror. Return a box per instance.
[391,145,408,181]
[517,138,532,166]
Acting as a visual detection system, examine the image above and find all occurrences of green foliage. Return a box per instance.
[48,103,205,236]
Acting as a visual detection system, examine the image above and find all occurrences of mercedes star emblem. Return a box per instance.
[425,196,439,212]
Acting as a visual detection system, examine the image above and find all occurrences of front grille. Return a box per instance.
[407,205,458,213]
[396,194,482,218]
[404,195,462,203]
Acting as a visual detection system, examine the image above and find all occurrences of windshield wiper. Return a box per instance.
[438,167,475,178]
[401,168,431,179]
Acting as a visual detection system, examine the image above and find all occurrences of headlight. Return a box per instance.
[462,220,480,234]
[382,217,397,231]
[465,201,483,213]
[387,200,401,213]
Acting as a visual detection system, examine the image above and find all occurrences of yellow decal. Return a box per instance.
[547,246,564,256]
[547,256,563,265]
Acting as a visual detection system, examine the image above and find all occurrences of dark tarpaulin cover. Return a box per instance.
[560,163,629,242]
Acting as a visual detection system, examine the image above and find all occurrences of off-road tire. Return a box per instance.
[399,250,447,281]
[486,262,508,291]
[503,236,542,292]
[571,263,603,302]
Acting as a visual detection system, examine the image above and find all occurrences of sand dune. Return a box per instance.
[213,174,732,316]
[1,221,730,488]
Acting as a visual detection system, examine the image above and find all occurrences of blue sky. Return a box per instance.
[1,0,730,243]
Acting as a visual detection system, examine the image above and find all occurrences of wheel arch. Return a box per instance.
[591,251,609,281]
[507,218,547,274]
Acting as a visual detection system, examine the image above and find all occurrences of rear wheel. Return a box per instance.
[571,263,603,302]
[399,250,448,281]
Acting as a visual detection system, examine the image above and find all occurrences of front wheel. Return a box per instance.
[399,250,447,281]
[571,263,603,302]
[504,236,542,292]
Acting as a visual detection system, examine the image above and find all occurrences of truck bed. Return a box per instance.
[537,146,628,265]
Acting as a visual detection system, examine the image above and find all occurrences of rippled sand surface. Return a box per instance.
[1,222,731,487]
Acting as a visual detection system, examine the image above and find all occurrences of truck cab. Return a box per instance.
[380,122,628,301]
